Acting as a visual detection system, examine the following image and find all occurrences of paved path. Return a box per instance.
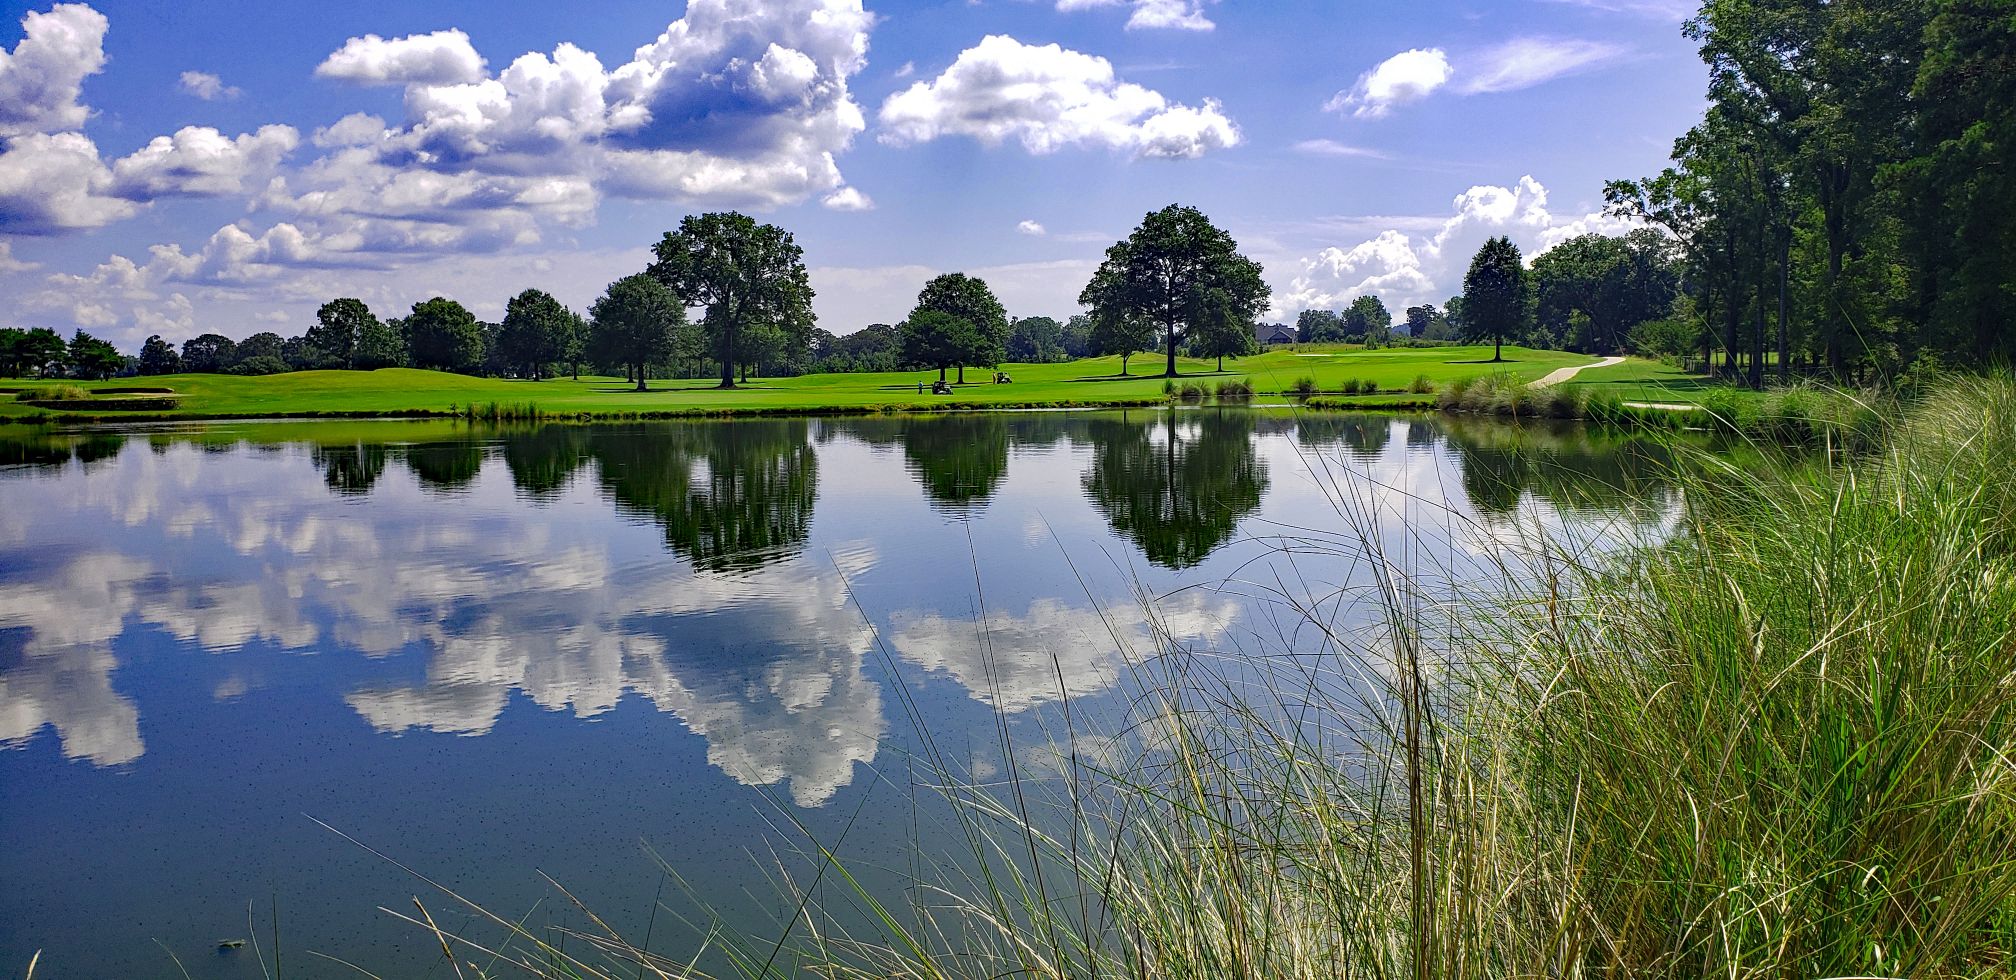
[1531,355,1626,388]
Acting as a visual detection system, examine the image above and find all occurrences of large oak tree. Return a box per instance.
[648,212,814,390]
[1081,205,1268,378]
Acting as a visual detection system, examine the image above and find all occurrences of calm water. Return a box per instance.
[0,410,1684,977]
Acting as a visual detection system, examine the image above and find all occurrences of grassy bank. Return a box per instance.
[392,374,2016,978]
[0,346,1600,422]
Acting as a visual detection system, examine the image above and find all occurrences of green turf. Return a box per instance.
[0,345,1596,421]
[1550,356,1763,406]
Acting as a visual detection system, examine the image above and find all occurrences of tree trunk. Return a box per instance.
[956,363,965,384]
[1216,354,1224,371]
[1120,353,1130,376]
[719,318,737,389]
[1493,336,1503,362]
[938,364,946,382]
[1164,322,1179,378]
[634,362,647,392]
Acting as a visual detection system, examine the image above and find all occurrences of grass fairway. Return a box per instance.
[1,345,1597,422]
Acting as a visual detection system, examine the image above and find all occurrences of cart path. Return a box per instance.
[1531,355,1627,388]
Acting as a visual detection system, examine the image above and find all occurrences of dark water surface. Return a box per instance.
[0,411,1683,977]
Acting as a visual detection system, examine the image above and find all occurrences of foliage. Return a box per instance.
[497,289,579,380]
[229,354,291,376]
[404,297,486,374]
[1462,236,1527,361]
[1081,204,1269,377]
[308,298,376,369]
[589,274,685,392]
[137,335,180,375]
[1006,315,1065,363]
[906,273,1008,383]
[1087,309,1157,376]
[648,211,814,389]
[1628,316,1699,359]
[180,333,238,374]
[1530,229,1681,353]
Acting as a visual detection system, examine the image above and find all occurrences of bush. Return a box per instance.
[1214,379,1253,400]
[1176,381,1208,402]
[1409,374,1434,394]
[1288,376,1318,396]
[229,355,292,376]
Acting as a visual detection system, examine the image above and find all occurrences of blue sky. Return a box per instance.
[0,0,1705,349]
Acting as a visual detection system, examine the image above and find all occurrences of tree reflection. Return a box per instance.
[402,441,486,492]
[899,415,1010,512]
[311,442,388,495]
[1296,414,1395,460]
[1440,417,1682,517]
[501,426,591,501]
[590,421,818,572]
[1081,409,1268,569]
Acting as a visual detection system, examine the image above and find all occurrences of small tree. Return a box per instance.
[909,273,1007,383]
[355,316,406,369]
[648,212,814,390]
[590,274,683,392]
[180,333,237,374]
[499,289,575,379]
[901,310,980,382]
[1006,316,1064,362]
[405,297,486,373]
[1081,204,1269,377]
[1089,308,1157,376]
[1188,290,1258,371]
[66,330,123,379]
[1344,295,1392,345]
[1462,236,1527,362]
[308,298,376,368]
[138,335,181,375]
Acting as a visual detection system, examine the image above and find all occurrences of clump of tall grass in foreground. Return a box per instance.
[1287,376,1318,396]
[1213,379,1252,401]
[375,375,2016,980]
[16,385,90,402]
[1173,381,1208,402]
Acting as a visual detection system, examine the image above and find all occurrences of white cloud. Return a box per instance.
[110,124,299,198]
[1291,138,1391,160]
[878,35,1238,159]
[1325,48,1451,120]
[0,131,134,233]
[1017,219,1046,236]
[1056,0,1216,32]
[822,186,873,211]
[0,2,107,138]
[0,241,38,272]
[1276,175,1638,316]
[314,28,488,86]
[177,70,240,101]
[1458,38,1628,94]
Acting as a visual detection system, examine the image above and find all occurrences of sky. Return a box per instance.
[0,0,1707,351]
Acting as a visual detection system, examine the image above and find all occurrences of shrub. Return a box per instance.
[1288,376,1318,396]
[1409,374,1434,394]
[229,355,291,376]
[1214,379,1253,400]
[1176,381,1208,402]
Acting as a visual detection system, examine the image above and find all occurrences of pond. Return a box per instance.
[0,410,1686,978]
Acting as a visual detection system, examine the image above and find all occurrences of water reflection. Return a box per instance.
[1081,410,1269,569]
[0,411,1685,796]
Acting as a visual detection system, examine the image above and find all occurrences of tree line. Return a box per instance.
[1604,0,2013,384]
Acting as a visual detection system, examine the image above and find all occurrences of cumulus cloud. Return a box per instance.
[1017,219,1046,236]
[109,124,299,198]
[0,241,38,272]
[177,70,239,101]
[1458,38,1628,94]
[0,2,107,138]
[314,28,488,86]
[1056,0,1216,32]
[821,186,872,211]
[1277,175,1638,315]
[0,131,134,233]
[1325,48,1451,119]
[879,35,1237,158]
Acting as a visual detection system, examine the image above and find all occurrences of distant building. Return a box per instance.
[1255,323,1296,346]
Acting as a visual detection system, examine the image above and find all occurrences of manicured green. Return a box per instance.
[0,345,1594,422]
